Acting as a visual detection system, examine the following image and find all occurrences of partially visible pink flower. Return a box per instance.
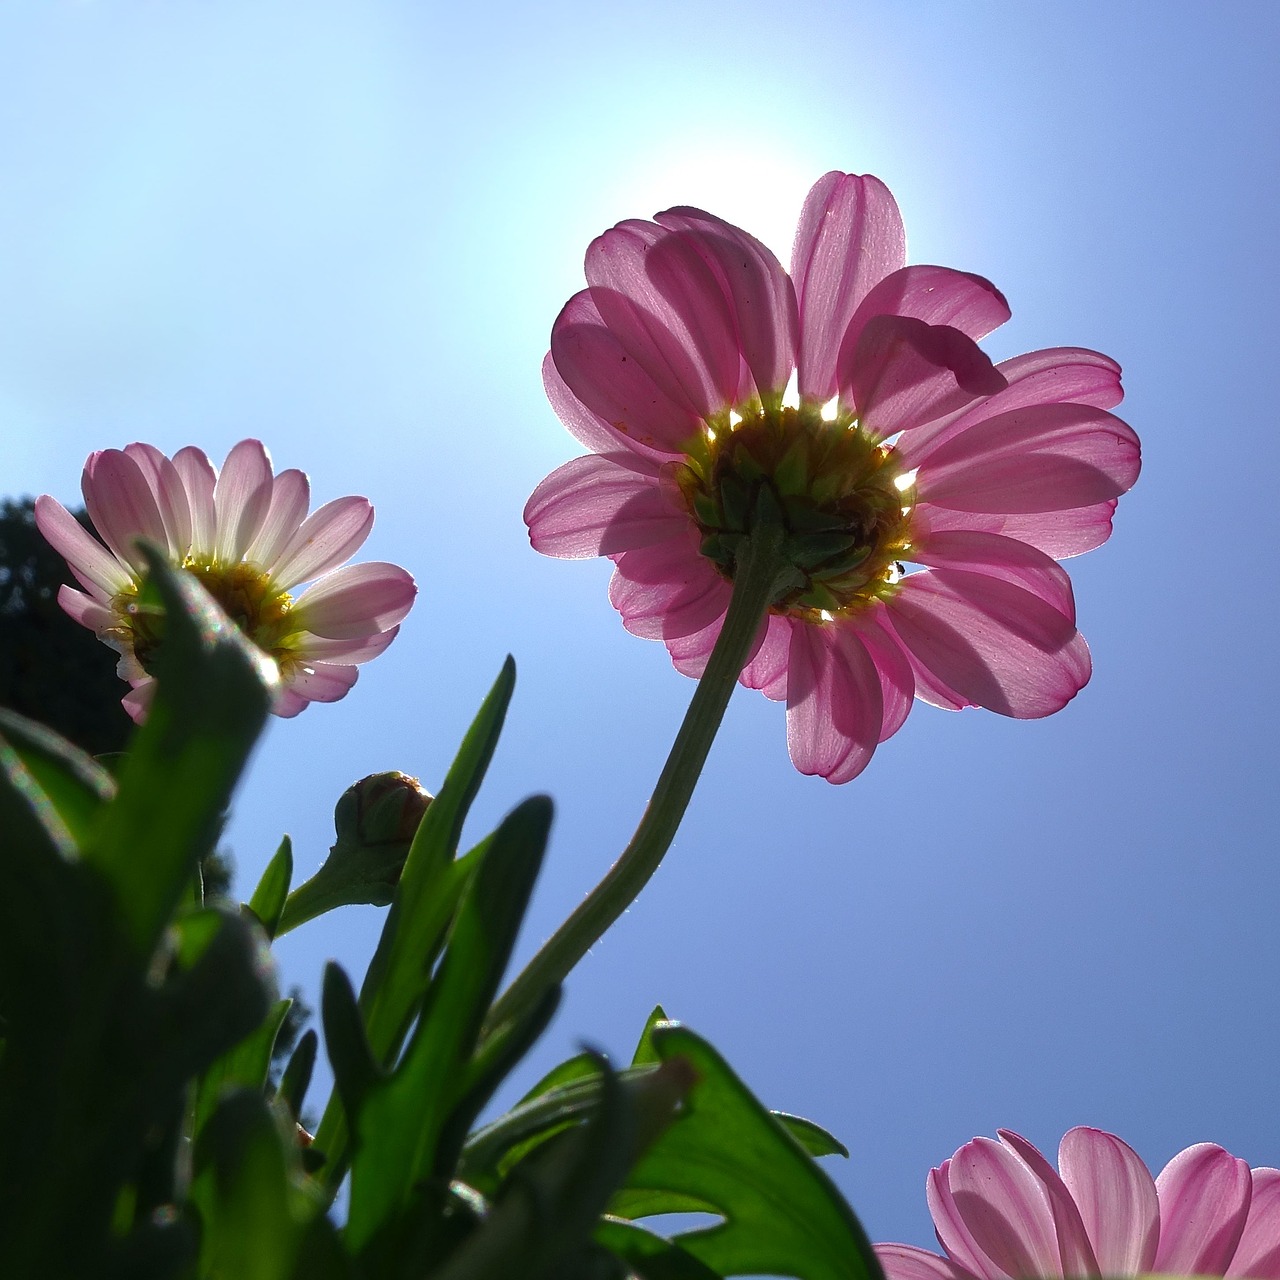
[524,172,1141,782]
[877,1127,1280,1280]
[36,439,415,722]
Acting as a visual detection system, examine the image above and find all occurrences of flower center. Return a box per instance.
[122,560,300,675]
[675,404,914,618]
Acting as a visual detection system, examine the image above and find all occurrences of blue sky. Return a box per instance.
[4,0,1278,1251]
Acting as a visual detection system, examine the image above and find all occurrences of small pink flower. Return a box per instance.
[877,1127,1280,1280]
[36,439,415,722]
[524,172,1141,782]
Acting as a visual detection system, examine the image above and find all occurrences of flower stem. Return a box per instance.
[482,520,794,1041]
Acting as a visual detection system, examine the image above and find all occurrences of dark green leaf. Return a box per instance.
[279,1028,319,1123]
[195,997,292,1137]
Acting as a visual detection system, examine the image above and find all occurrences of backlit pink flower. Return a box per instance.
[524,172,1140,782]
[36,439,415,722]
[877,1128,1280,1280]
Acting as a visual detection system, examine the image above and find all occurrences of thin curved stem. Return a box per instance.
[483,522,792,1041]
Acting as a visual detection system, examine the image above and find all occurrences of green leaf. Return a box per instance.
[775,1111,850,1159]
[595,1219,724,1280]
[247,836,294,939]
[311,660,516,1182]
[321,962,382,1126]
[612,1024,882,1280]
[195,1091,304,1280]
[81,549,275,958]
[346,794,552,1254]
[0,708,115,847]
[278,1028,319,1123]
[194,997,292,1138]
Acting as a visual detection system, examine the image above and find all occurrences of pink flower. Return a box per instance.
[524,172,1140,782]
[36,439,415,722]
[877,1128,1280,1280]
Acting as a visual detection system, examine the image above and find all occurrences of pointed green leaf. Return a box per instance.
[194,997,292,1137]
[247,836,294,939]
[594,1219,724,1280]
[279,1028,319,1123]
[321,962,382,1127]
[347,794,552,1252]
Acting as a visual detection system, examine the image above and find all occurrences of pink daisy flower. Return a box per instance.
[36,439,415,722]
[524,172,1141,782]
[877,1127,1280,1280]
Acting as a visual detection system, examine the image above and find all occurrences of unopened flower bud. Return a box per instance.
[276,771,433,933]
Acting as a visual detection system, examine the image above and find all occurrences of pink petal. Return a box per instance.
[280,661,359,707]
[885,568,1090,718]
[81,449,169,574]
[541,351,675,466]
[656,207,799,402]
[213,439,274,564]
[946,1136,1062,1279]
[792,171,906,401]
[293,562,416,640]
[294,628,400,665]
[123,443,193,560]
[877,1244,974,1280]
[840,315,1004,438]
[245,468,312,572]
[273,687,309,718]
[909,530,1076,625]
[899,348,1126,465]
[995,1130,1098,1278]
[172,446,218,560]
[785,621,885,784]
[1057,1126,1158,1276]
[269,495,374,589]
[35,496,131,597]
[846,608,916,742]
[1228,1168,1280,1279]
[1155,1144,1253,1276]
[928,1159,1012,1280]
[739,612,794,700]
[524,454,684,559]
[846,264,1011,352]
[121,679,156,724]
[585,219,741,418]
[912,403,1141,514]
[552,290,707,453]
[912,502,1119,560]
[608,534,731,641]
[56,584,116,633]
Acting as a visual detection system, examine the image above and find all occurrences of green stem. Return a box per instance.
[483,521,793,1040]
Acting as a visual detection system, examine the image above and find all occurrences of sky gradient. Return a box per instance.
[4,0,1278,1252]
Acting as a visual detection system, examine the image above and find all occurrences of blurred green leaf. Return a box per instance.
[612,1024,881,1280]
[247,836,294,939]
[82,549,275,959]
[195,1091,305,1280]
[347,794,552,1256]
[0,707,115,847]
